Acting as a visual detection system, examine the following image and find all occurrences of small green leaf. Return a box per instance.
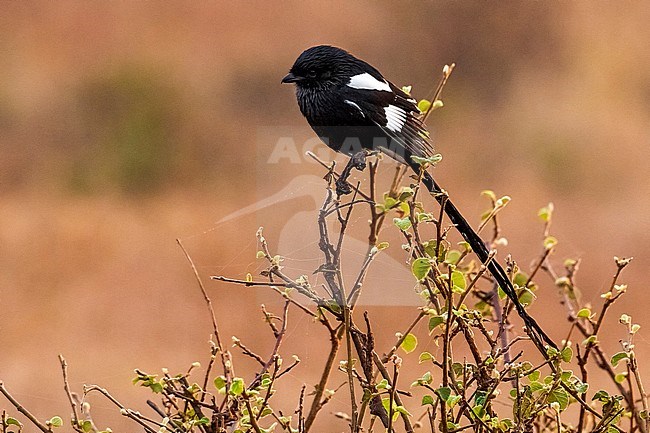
[518,288,535,306]
[615,372,628,383]
[48,416,64,428]
[5,417,22,426]
[411,154,443,167]
[82,420,93,432]
[256,250,265,259]
[513,272,529,287]
[577,308,591,319]
[428,315,445,333]
[592,390,610,402]
[377,379,390,390]
[561,346,573,363]
[229,377,245,395]
[419,352,434,363]
[395,405,412,417]
[445,250,461,265]
[400,333,418,354]
[451,270,466,293]
[548,387,569,411]
[196,417,211,425]
[481,190,496,201]
[527,370,540,382]
[214,375,227,390]
[538,203,554,223]
[418,99,432,112]
[393,217,412,231]
[376,241,390,251]
[436,386,452,402]
[582,335,598,346]
[611,352,630,367]
[543,236,558,250]
[412,258,432,281]
[422,395,434,405]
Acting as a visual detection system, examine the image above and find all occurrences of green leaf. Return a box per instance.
[428,315,445,333]
[447,395,461,407]
[419,352,434,363]
[513,272,529,287]
[214,375,227,390]
[412,258,432,281]
[548,387,569,411]
[48,416,64,428]
[445,249,461,265]
[582,335,598,346]
[518,288,535,306]
[400,333,418,354]
[395,405,412,417]
[561,346,573,363]
[256,250,265,259]
[377,379,390,390]
[82,420,93,432]
[411,371,433,387]
[543,236,558,250]
[592,390,610,402]
[376,241,390,251]
[481,190,496,201]
[436,386,452,402]
[474,390,488,407]
[538,203,554,223]
[422,395,434,406]
[5,417,22,426]
[451,270,466,293]
[229,377,245,395]
[527,370,541,382]
[393,217,412,231]
[615,373,628,383]
[611,352,629,367]
[577,308,591,319]
[418,99,432,112]
[411,154,443,167]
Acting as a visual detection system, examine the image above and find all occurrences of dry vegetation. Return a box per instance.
[1,3,650,432]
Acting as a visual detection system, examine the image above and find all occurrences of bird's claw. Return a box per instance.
[351,151,367,171]
[335,178,353,196]
[336,150,369,196]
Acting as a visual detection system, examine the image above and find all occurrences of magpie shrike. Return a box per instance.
[282,45,555,350]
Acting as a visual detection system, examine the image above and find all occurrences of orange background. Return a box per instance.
[1,2,649,430]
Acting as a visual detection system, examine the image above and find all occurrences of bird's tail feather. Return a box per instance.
[417,168,556,350]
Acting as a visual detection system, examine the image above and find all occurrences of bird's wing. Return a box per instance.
[347,84,434,162]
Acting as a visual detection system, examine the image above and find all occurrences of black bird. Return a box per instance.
[282,45,555,350]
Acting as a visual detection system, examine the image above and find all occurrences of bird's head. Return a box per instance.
[282,45,359,89]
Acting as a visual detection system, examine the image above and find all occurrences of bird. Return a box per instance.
[282,45,555,350]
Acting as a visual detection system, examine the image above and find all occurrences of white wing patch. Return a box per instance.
[347,73,391,92]
[344,100,365,118]
[384,105,407,132]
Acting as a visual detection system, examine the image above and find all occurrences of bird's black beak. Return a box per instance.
[281,72,301,84]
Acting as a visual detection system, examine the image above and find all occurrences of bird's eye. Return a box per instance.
[307,69,317,78]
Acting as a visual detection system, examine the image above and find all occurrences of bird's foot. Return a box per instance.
[336,150,369,196]
[335,178,353,196]
[350,150,367,171]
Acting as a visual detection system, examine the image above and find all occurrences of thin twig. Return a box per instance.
[0,381,51,433]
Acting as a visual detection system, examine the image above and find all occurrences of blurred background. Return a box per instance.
[1,2,649,430]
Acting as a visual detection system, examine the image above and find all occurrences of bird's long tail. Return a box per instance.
[416,167,557,351]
